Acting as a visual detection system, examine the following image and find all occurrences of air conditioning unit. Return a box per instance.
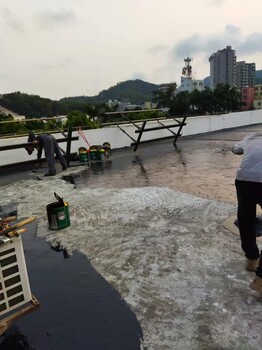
[0,235,34,318]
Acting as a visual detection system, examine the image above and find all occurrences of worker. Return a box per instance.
[232,132,262,292]
[25,132,68,176]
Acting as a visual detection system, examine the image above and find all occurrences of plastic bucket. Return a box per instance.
[46,201,70,230]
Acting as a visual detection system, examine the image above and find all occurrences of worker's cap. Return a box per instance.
[25,145,34,155]
[28,131,36,143]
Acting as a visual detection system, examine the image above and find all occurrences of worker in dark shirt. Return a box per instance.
[25,132,68,176]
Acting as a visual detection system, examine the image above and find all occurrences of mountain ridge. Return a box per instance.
[60,79,159,105]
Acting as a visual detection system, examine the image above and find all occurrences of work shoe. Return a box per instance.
[44,172,56,177]
[245,258,260,272]
[250,276,262,293]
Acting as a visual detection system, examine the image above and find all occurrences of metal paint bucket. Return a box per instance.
[78,147,89,163]
[46,193,70,230]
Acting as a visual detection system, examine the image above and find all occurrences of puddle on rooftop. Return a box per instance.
[0,216,143,350]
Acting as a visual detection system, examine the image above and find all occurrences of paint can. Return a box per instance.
[78,147,89,163]
[46,193,70,230]
[103,142,111,158]
[89,145,105,161]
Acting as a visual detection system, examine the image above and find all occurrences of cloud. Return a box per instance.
[1,8,24,31]
[172,25,262,59]
[39,57,74,70]
[208,0,225,5]
[225,24,241,36]
[0,71,9,78]
[237,32,262,55]
[131,72,147,81]
[34,9,76,30]
[148,45,169,55]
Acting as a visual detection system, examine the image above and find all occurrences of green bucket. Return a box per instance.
[46,193,70,230]
[89,145,105,161]
[89,145,98,161]
[78,147,89,163]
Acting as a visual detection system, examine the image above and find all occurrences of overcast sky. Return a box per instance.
[0,0,262,100]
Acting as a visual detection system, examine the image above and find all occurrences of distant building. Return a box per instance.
[158,83,175,93]
[178,77,204,93]
[107,99,119,109]
[241,87,254,111]
[117,101,142,111]
[253,85,262,110]
[209,46,236,88]
[143,101,158,109]
[247,63,256,87]
[236,61,256,89]
[177,57,204,93]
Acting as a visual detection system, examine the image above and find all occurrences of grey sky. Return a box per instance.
[0,0,261,99]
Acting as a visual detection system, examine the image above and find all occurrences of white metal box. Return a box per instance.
[0,235,32,318]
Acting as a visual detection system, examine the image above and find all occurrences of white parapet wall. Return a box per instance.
[1,110,262,167]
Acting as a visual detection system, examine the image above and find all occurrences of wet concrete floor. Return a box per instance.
[1,124,262,349]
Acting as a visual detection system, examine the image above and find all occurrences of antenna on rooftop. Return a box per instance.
[182,56,193,79]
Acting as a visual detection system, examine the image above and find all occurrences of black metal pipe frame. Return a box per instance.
[66,127,73,167]
[0,129,77,169]
[131,134,182,146]
[132,116,187,151]
[133,121,146,152]
[173,116,187,147]
[0,137,79,152]
[134,123,185,133]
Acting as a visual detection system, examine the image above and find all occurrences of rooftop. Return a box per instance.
[1,124,262,349]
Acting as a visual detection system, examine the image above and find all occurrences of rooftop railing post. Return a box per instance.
[66,127,72,167]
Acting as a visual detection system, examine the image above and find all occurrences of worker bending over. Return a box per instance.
[25,132,68,176]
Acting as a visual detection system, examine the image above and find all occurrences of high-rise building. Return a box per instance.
[247,63,256,87]
[236,61,247,89]
[236,61,256,88]
[209,46,236,89]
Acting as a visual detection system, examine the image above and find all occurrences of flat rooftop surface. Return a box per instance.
[1,124,262,349]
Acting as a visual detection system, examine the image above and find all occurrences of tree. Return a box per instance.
[0,113,27,135]
[213,84,241,113]
[170,91,191,116]
[153,83,177,108]
[189,88,216,115]
[65,110,99,129]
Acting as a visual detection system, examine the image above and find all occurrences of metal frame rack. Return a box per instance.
[104,110,187,151]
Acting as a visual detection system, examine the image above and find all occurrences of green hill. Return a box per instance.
[61,79,159,105]
[0,80,160,118]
